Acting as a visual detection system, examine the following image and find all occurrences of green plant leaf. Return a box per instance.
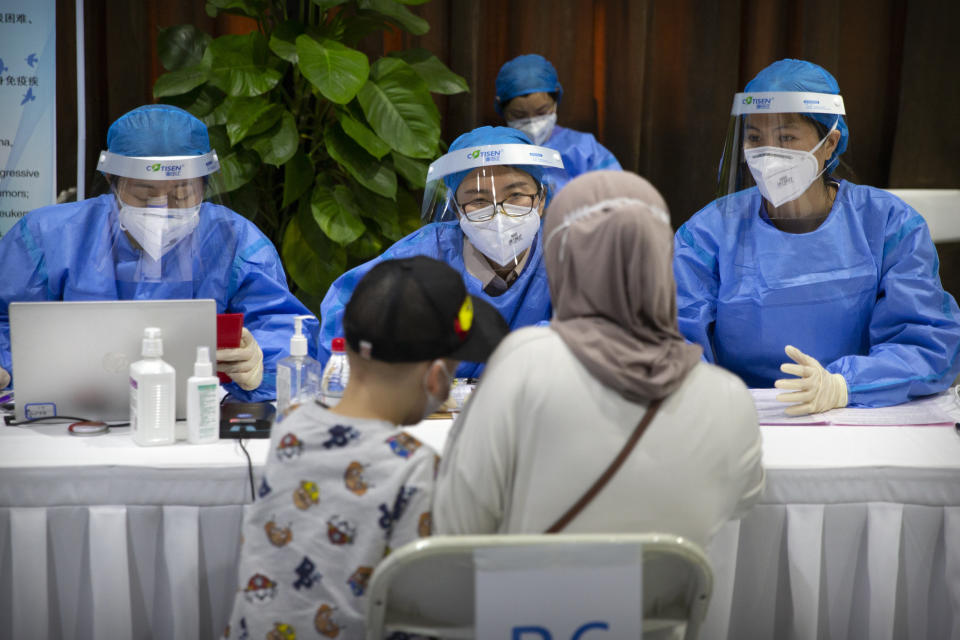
[357,0,428,35]
[158,25,211,71]
[160,84,225,118]
[388,48,468,95]
[398,0,431,4]
[397,186,422,236]
[204,32,283,97]
[296,35,369,105]
[347,232,384,260]
[282,151,314,208]
[339,12,392,46]
[357,57,440,159]
[353,184,401,240]
[208,149,258,195]
[324,123,398,199]
[153,65,208,98]
[311,184,367,245]
[269,20,304,63]
[390,151,428,188]
[225,96,283,145]
[312,0,350,9]
[206,125,231,157]
[203,99,232,126]
[337,111,390,159]
[206,0,265,18]
[244,110,299,166]
[283,212,347,297]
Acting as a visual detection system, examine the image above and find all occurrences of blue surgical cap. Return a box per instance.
[494,54,564,116]
[107,104,211,157]
[745,59,849,171]
[443,126,544,194]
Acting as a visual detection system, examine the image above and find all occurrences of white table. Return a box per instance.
[1,409,959,640]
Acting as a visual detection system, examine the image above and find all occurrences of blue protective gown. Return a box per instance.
[0,195,318,401]
[673,181,960,407]
[318,220,552,377]
[541,125,622,195]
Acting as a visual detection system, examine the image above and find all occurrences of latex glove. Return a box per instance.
[0,366,9,390]
[774,345,848,416]
[217,327,264,391]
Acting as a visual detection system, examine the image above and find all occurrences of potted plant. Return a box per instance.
[153,0,468,312]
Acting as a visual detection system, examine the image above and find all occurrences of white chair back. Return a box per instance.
[885,189,960,242]
[365,532,713,640]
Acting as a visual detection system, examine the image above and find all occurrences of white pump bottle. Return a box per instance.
[276,315,322,416]
[187,346,220,444]
[130,327,176,446]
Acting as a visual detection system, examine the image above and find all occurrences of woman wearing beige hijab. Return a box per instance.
[434,171,764,547]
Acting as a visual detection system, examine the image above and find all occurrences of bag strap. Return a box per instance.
[546,398,663,534]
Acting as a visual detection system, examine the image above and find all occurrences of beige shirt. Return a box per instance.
[434,327,764,547]
[462,238,530,296]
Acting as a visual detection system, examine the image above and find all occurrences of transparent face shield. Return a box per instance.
[92,150,221,287]
[422,144,564,267]
[716,91,845,220]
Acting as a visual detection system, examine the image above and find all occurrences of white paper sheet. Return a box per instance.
[751,387,960,426]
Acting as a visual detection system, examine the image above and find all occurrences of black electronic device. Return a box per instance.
[219,402,275,439]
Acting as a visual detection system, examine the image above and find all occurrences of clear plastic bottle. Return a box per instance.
[187,346,220,444]
[277,315,322,415]
[129,327,176,446]
[320,337,350,407]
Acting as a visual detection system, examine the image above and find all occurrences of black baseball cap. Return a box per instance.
[343,256,509,363]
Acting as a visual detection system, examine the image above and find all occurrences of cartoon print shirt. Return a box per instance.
[224,401,437,640]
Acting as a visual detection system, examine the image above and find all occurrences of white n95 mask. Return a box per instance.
[507,112,557,146]
[460,205,541,266]
[743,125,835,208]
[118,203,201,262]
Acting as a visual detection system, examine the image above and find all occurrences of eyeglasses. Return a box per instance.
[458,189,542,222]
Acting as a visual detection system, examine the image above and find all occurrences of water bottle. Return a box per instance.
[320,337,350,407]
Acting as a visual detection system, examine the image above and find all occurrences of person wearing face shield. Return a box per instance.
[496,54,622,194]
[673,59,960,413]
[317,126,561,378]
[0,104,319,400]
[434,170,763,546]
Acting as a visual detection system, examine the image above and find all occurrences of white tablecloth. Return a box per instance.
[1,407,959,639]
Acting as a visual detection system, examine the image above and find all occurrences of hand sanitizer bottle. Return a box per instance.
[130,327,176,446]
[276,315,322,416]
[187,346,220,444]
[320,337,350,407]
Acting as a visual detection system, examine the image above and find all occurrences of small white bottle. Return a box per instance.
[130,327,176,446]
[320,337,350,407]
[277,315,322,415]
[187,346,220,444]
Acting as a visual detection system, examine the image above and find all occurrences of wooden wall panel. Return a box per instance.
[54,0,959,237]
[639,0,743,222]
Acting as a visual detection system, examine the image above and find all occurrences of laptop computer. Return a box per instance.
[9,299,216,423]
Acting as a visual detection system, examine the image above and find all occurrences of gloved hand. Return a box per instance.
[217,327,263,391]
[774,345,848,416]
[0,365,9,390]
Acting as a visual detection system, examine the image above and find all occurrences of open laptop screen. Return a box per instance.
[9,299,216,423]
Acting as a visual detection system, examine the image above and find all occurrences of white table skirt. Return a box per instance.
[2,412,959,639]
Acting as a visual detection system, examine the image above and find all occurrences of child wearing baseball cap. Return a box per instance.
[224,256,508,639]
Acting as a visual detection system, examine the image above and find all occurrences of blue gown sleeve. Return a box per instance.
[588,138,622,172]
[825,213,960,406]
[673,223,719,363]
[0,218,50,382]
[317,227,442,367]
[223,234,318,402]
